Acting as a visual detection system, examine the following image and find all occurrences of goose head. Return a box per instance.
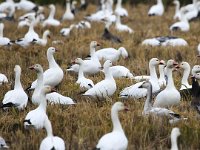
[41,85,56,94]
[166,59,178,69]
[103,60,112,69]
[47,47,58,54]
[0,137,9,149]
[49,4,55,10]
[149,58,164,66]
[139,81,152,89]
[14,65,21,73]
[119,47,128,59]
[192,65,200,76]
[176,62,190,70]
[43,30,51,39]
[90,41,100,49]
[194,72,200,80]
[29,64,43,73]
[24,14,35,23]
[74,58,84,65]
[112,102,129,112]
[173,0,179,5]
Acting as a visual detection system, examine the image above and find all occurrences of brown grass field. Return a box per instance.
[0,2,200,150]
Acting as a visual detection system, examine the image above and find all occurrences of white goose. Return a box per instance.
[139,81,181,119]
[67,41,101,75]
[42,4,60,27]
[170,10,190,32]
[60,24,75,37]
[95,47,128,63]
[148,0,164,16]
[120,58,162,99]
[154,60,181,107]
[95,102,128,150]
[0,73,8,85]
[109,65,134,78]
[39,117,65,150]
[170,128,181,150]
[173,0,181,20]
[2,65,28,110]
[180,0,198,13]
[184,1,200,21]
[114,0,128,17]
[62,0,74,21]
[83,60,116,99]
[24,86,54,129]
[178,62,191,90]
[29,64,75,105]
[192,65,200,76]
[115,14,133,33]
[32,30,50,46]
[73,58,94,92]
[29,47,64,90]
[0,23,12,46]
[15,0,37,12]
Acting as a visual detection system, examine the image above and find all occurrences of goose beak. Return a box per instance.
[159,60,165,65]
[124,105,129,111]
[99,66,103,70]
[173,61,178,66]
[175,65,180,69]
[47,35,51,39]
[97,43,101,47]
[197,55,200,57]
[55,48,58,52]
[29,65,35,70]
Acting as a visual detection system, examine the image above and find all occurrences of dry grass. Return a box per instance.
[0,3,200,150]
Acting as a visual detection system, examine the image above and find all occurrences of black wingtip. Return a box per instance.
[23,119,32,125]
[169,113,181,118]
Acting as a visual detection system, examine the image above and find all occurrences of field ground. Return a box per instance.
[0,3,200,150]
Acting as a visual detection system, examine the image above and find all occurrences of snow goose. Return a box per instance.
[148,0,164,16]
[67,41,101,75]
[139,81,181,120]
[177,62,191,90]
[115,14,133,33]
[29,64,75,105]
[170,10,190,32]
[62,0,74,21]
[79,0,88,10]
[184,1,200,21]
[2,65,28,110]
[95,47,128,63]
[60,24,75,37]
[24,86,55,129]
[39,117,65,150]
[142,36,188,47]
[101,18,122,43]
[32,30,50,46]
[0,136,9,148]
[170,128,180,150]
[153,60,180,107]
[42,4,60,27]
[180,0,198,13]
[83,60,116,99]
[0,23,12,46]
[95,102,128,150]
[115,0,128,17]
[73,58,94,92]
[120,58,162,99]
[0,0,15,12]
[15,0,37,12]
[0,73,8,85]
[28,47,64,90]
[109,65,134,78]
[173,0,181,20]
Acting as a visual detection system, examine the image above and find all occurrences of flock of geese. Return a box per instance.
[0,0,199,149]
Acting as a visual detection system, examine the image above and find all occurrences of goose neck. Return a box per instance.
[14,70,22,89]
[78,64,84,79]
[116,15,121,25]
[37,70,44,88]
[116,0,122,8]
[44,118,53,137]
[166,68,175,89]
[47,52,58,68]
[171,135,178,150]
[111,107,123,132]
[175,2,180,13]
[48,7,55,19]
[28,22,34,33]
[149,64,158,80]
[0,24,3,37]
[90,46,96,57]
[157,0,163,4]
[66,1,71,12]
[144,84,153,113]
[38,93,47,111]
[181,67,190,86]
[159,66,165,80]
[104,68,114,80]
